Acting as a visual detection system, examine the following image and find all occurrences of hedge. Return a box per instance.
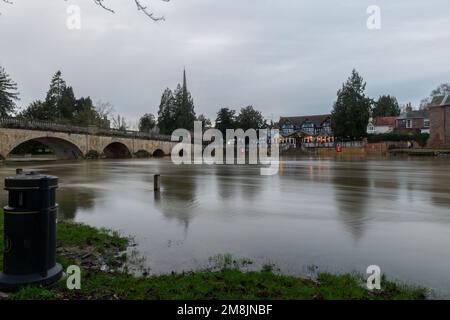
[367,133,430,147]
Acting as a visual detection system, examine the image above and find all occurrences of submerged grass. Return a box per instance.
[0,211,427,300]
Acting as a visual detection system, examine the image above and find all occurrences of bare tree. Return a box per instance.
[1,0,170,21]
[95,100,115,119]
[420,83,450,109]
[0,0,13,14]
[112,114,129,131]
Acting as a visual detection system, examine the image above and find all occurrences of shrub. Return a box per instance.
[134,150,151,158]
[367,133,429,147]
[85,149,100,160]
[415,133,430,147]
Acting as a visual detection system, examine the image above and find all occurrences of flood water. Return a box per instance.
[1,156,450,297]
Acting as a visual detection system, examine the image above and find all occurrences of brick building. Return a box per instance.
[428,95,450,148]
[395,103,430,134]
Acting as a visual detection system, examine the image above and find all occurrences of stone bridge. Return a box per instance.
[0,118,177,160]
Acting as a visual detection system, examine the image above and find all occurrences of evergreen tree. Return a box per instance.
[236,105,265,131]
[157,88,176,134]
[41,70,77,121]
[19,100,55,121]
[372,95,400,117]
[215,108,236,136]
[139,113,156,132]
[73,97,109,127]
[20,71,108,126]
[157,70,197,134]
[197,114,211,130]
[59,86,77,120]
[0,66,20,117]
[331,69,372,139]
[173,70,196,131]
[45,71,66,108]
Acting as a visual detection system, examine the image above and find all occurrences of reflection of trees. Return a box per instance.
[35,162,103,220]
[333,162,370,240]
[154,166,198,233]
[372,172,399,201]
[429,161,450,208]
[57,188,96,219]
[213,165,262,201]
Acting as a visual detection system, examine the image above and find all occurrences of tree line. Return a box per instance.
[0,66,270,136]
[0,67,115,128]
[142,71,269,135]
[330,69,449,139]
[1,65,448,140]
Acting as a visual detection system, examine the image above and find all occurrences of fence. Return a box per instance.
[335,141,365,148]
[0,118,173,142]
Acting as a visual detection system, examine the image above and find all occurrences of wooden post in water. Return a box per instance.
[154,174,160,191]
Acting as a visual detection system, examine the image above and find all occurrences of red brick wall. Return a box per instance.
[396,118,424,130]
[428,105,450,148]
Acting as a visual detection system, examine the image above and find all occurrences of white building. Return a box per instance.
[367,116,396,134]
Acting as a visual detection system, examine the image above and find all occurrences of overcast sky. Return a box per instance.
[1,0,449,126]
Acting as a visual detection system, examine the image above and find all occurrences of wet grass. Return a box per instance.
[0,211,427,300]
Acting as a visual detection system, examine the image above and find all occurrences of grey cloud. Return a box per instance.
[0,0,449,124]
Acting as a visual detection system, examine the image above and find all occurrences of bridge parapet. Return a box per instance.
[0,118,173,142]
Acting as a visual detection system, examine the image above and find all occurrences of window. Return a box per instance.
[302,121,315,134]
[322,121,332,134]
[281,122,294,135]
[406,120,412,129]
[424,119,430,128]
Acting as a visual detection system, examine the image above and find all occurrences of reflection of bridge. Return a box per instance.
[0,118,176,160]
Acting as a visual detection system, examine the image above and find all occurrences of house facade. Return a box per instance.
[395,103,430,134]
[428,95,450,148]
[278,114,334,148]
[367,116,396,134]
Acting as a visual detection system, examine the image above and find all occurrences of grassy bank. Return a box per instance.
[0,211,427,300]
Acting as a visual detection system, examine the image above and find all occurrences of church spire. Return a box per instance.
[182,68,187,93]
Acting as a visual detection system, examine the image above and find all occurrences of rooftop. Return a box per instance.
[430,95,450,106]
[279,114,331,127]
[372,116,396,127]
[397,109,429,120]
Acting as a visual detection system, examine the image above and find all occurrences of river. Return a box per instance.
[1,156,450,297]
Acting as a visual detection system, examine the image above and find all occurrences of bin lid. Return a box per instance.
[4,171,58,191]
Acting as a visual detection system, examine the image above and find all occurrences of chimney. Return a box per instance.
[405,103,413,113]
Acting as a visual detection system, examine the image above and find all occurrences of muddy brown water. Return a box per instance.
[1,156,450,297]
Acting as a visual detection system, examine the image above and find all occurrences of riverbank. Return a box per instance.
[388,148,450,156]
[0,212,427,300]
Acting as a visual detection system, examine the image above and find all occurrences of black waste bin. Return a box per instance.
[0,171,63,292]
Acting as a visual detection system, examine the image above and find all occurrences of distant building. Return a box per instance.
[428,95,450,148]
[278,114,334,148]
[367,116,396,134]
[395,103,430,134]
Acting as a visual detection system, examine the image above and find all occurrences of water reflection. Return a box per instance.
[2,157,450,296]
[332,161,370,239]
[430,161,450,208]
[58,188,96,219]
[155,166,198,232]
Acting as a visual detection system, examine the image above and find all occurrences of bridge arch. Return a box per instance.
[134,149,152,158]
[7,137,84,160]
[152,149,165,157]
[103,142,132,159]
